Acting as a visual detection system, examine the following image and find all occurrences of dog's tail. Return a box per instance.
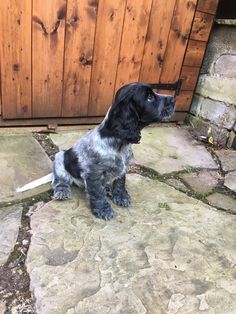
[16,173,53,193]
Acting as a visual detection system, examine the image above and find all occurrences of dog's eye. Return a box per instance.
[147,94,155,102]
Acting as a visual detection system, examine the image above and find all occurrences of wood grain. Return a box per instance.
[0,0,32,119]
[180,66,200,90]
[184,40,207,67]
[190,11,214,41]
[159,0,198,84]
[139,0,176,83]
[176,91,193,111]
[114,0,152,91]
[62,0,98,117]
[32,0,66,117]
[197,0,219,14]
[0,0,209,123]
[88,0,126,116]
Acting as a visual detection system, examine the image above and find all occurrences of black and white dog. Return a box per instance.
[18,82,175,220]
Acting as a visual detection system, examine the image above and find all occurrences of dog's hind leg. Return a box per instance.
[52,151,73,200]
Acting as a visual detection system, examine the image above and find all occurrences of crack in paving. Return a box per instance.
[128,163,236,215]
[32,132,59,161]
[0,194,52,313]
[207,147,225,175]
[0,191,52,210]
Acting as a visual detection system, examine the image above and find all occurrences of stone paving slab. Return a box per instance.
[50,130,88,150]
[179,170,220,194]
[133,127,217,174]
[224,171,236,193]
[0,135,51,203]
[215,150,236,172]
[0,205,22,266]
[207,193,236,214]
[165,178,189,193]
[27,174,236,314]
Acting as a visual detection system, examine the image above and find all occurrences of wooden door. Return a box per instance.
[0,0,219,123]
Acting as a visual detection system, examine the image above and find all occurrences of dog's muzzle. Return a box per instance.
[161,95,175,121]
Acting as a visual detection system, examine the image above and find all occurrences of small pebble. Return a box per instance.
[22,239,29,246]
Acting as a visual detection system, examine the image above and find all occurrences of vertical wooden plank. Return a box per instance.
[190,11,214,42]
[140,0,176,83]
[88,0,126,116]
[184,40,207,67]
[0,0,32,119]
[114,0,152,91]
[197,0,219,14]
[62,0,98,117]
[32,0,66,117]
[180,66,200,90]
[159,0,198,84]
[176,91,193,111]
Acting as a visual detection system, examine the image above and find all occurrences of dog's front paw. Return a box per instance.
[112,192,131,207]
[92,203,114,220]
[53,186,71,200]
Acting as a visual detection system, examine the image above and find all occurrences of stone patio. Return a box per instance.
[0,134,51,204]
[133,127,218,174]
[0,126,236,314]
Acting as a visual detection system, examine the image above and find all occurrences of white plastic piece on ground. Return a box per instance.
[16,173,53,193]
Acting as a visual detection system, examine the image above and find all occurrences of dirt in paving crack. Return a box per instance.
[33,132,59,161]
[0,194,52,313]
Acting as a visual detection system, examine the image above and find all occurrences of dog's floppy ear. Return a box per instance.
[103,84,141,144]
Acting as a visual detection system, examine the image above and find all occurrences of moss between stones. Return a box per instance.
[129,164,225,207]
[158,202,170,210]
[33,132,59,161]
[0,190,52,210]
[0,190,53,313]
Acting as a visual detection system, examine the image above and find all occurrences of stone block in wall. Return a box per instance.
[204,97,234,129]
[196,74,236,105]
[190,95,201,116]
[187,115,229,146]
[214,54,236,78]
[190,95,236,129]
[201,25,236,75]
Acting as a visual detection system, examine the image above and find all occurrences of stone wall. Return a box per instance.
[188,23,236,148]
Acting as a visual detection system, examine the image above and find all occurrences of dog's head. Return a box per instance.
[100,82,175,144]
